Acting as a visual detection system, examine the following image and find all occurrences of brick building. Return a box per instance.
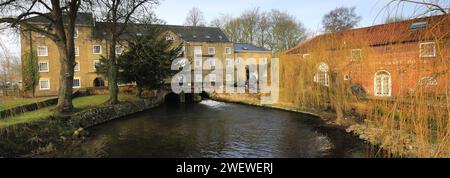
[285,14,449,97]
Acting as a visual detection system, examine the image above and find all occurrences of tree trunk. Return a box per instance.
[55,42,74,113]
[330,71,344,123]
[108,37,119,104]
[136,86,143,98]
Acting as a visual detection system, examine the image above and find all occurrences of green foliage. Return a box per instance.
[118,26,182,94]
[21,51,39,97]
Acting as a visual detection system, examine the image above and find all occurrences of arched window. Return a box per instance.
[374,71,391,97]
[314,63,329,87]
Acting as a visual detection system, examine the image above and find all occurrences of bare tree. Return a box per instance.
[0,0,83,113]
[184,7,205,27]
[322,6,362,33]
[92,0,159,105]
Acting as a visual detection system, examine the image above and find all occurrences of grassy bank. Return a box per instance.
[0,97,54,111]
[0,94,137,128]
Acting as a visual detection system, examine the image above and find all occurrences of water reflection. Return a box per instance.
[79,100,378,158]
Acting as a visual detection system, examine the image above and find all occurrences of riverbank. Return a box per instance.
[0,92,166,157]
[210,93,397,157]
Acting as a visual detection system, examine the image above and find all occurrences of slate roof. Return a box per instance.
[25,12,94,26]
[234,43,271,52]
[93,22,230,43]
[25,12,230,43]
[286,14,450,54]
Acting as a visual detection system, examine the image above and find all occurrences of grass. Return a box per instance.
[0,93,138,128]
[0,97,54,111]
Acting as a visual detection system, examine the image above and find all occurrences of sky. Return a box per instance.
[0,0,442,58]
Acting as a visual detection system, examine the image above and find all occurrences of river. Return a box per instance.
[77,100,380,158]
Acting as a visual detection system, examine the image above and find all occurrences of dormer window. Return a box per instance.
[410,21,427,30]
[205,35,211,39]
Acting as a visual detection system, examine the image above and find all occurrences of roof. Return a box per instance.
[286,14,450,54]
[25,12,94,26]
[24,12,230,43]
[93,22,230,43]
[234,43,271,52]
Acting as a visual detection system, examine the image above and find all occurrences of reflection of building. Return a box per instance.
[21,13,242,96]
[285,14,449,97]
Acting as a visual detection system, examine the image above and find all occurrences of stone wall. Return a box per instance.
[68,91,167,129]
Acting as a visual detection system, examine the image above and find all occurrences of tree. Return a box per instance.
[92,0,159,104]
[322,6,362,33]
[118,26,182,98]
[21,51,39,97]
[0,0,84,113]
[217,9,308,52]
[184,7,205,27]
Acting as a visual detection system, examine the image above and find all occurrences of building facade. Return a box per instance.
[21,13,246,96]
[285,14,449,98]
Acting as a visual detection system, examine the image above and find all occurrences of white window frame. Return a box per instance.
[225,59,233,67]
[209,58,216,67]
[374,70,392,97]
[75,46,80,57]
[74,61,80,72]
[226,74,233,82]
[419,42,436,58]
[260,58,268,65]
[208,47,215,55]
[93,60,100,71]
[37,46,48,57]
[225,47,232,54]
[194,46,202,58]
[93,45,102,54]
[303,54,310,60]
[350,49,362,61]
[73,77,81,89]
[74,28,79,38]
[115,45,124,55]
[195,74,202,83]
[39,79,50,90]
[344,74,350,81]
[38,61,49,73]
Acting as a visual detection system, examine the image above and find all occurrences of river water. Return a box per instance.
[78,100,380,158]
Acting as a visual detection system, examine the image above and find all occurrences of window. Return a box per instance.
[209,58,215,67]
[74,28,79,38]
[226,74,233,82]
[350,49,362,61]
[303,54,310,60]
[93,60,101,71]
[74,61,80,71]
[225,47,232,54]
[136,33,143,36]
[208,47,215,55]
[420,42,436,58]
[194,46,202,57]
[344,74,350,81]
[260,58,268,65]
[73,78,81,88]
[37,46,48,57]
[314,63,329,87]
[209,73,217,82]
[195,74,202,83]
[374,71,391,97]
[116,45,124,55]
[236,58,241,65]
[410,21,427,30]
[39,79,50,90]
[419,77,437,86]
[38,61,49,72]
[75,46,80,57]
[225,59,233,67]
[93,45,102,54]
[194,58,202,68]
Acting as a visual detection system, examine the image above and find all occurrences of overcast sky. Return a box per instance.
[1,0,446,58]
